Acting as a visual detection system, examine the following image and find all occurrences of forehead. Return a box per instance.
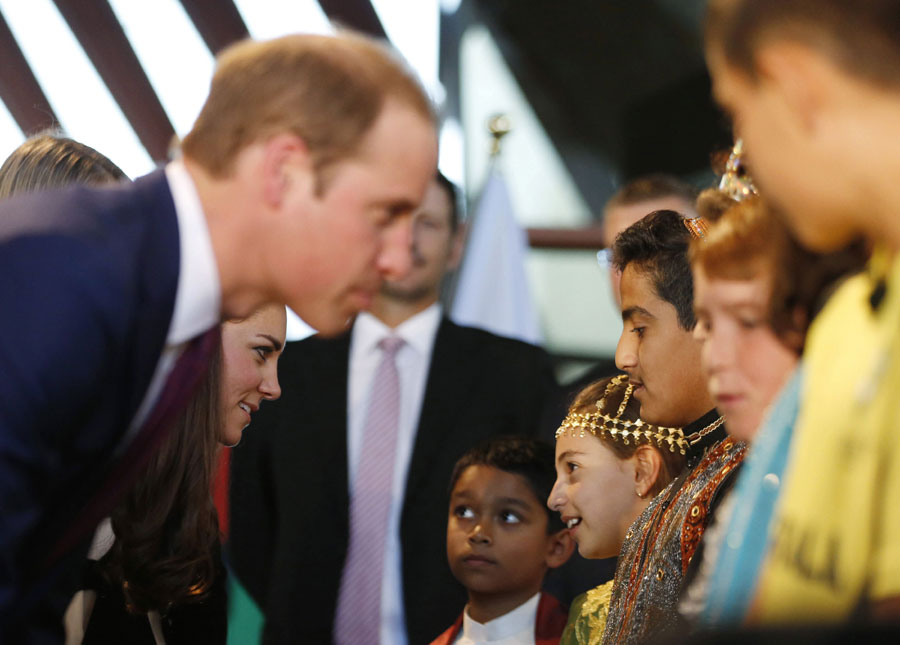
[452,465,539,505]
[620,264,673,318]
[706,44,756,114]
[604,197,696,245]
[694,269,772,309]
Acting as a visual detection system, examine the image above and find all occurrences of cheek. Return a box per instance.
[223,357,258,398]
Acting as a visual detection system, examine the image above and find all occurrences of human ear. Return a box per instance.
[633,445,663,499]
[545,527,575,569]
[260,133,313,208]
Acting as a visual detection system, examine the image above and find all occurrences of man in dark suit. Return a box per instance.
[0,33,438,642]
[229,173,557,645]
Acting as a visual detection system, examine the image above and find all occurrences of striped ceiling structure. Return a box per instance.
[0,0,389,168]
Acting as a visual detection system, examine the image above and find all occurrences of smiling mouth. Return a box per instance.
[238,402,252,416]
[567,518,582,529]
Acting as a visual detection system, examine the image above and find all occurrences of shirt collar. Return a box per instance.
[461,592,540,642]
[164,160,221,345]
[353,302,442,357]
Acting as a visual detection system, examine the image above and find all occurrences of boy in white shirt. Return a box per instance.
[431,438,574,645]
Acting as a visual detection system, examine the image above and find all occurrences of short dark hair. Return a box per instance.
[612,210,696,330]
[449,436,564,533]
[434,170,460,233]
[706,0,900,90]
[606,174,697,212]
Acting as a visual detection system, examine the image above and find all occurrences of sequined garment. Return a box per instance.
[602,429,746,644]
[560,580,614,645]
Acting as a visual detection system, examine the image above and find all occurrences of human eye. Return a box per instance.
[453,505,474,519]
[566,461,580,475]
[254,345,274,362]
[631,325,645,338]
[500,510,522,524]
[738,316,762,330]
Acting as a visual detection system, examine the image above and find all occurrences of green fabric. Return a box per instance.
[559,581,612,645]
[227,576,263,645]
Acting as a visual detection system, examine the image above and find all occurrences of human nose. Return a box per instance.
[468,522,491,545]
[615,329,637,372]
[702,330,734,376]
[547,478,566,512]
[376,215,414,280]
[260,364,282,401]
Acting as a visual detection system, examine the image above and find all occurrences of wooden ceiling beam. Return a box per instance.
[317,0,387,39]
[0,10,60,136]
[178,0,249,55]
[52,0,176,162]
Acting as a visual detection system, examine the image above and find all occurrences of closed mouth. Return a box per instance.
[463,554,496,566]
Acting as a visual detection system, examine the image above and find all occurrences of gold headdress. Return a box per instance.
[555,375,688,455]
[684,217,710,240]
[718,139,758,201]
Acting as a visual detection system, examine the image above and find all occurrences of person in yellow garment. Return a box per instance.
[705,0,900,624]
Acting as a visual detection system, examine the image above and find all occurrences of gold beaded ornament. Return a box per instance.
[718,138,758,201]
[555,375,688,455]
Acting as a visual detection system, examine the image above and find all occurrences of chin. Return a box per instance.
[220,428,242,448]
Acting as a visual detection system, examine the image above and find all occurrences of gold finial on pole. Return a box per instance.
[488,113,511,157]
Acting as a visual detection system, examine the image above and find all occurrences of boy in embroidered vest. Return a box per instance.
[600,210,746,644]
[431,438,574,645]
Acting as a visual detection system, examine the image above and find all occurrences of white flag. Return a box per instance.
[451,167,542,345]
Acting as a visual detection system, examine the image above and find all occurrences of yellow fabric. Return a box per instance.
[559,580,613,645]
[755,250,900,622]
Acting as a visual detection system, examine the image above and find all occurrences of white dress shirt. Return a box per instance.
[455,593,541,645]
[347,303,442,645]
[121,160,220,448]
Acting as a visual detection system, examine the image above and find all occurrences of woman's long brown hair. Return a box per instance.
[98,346,224,613]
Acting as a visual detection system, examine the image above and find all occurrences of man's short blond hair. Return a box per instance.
[181,32,435,178]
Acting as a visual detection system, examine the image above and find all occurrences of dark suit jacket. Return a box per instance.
[0,171,180,643]
[229,318,557,645]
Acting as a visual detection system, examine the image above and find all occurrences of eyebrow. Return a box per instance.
[496,496,533,511]
[386,199,417,218]
[556,449,585,465]
[256,334,283,352]
[621,305,655,323]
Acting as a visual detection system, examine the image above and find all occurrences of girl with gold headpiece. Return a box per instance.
[548,375,687,644]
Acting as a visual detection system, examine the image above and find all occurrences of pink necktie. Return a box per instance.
[334,335,404,644]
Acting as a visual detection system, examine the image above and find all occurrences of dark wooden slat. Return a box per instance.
[0,10,60,135]
[527,227,605,250]
[178,0,248,55]
[317,0,387,39]
[52,0,175,162]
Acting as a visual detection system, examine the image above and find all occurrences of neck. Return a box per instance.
[466,587,538,625]
[370,294,437,329]
[182,156,267,319]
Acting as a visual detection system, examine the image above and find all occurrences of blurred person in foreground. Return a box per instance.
[706,0,900,624]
